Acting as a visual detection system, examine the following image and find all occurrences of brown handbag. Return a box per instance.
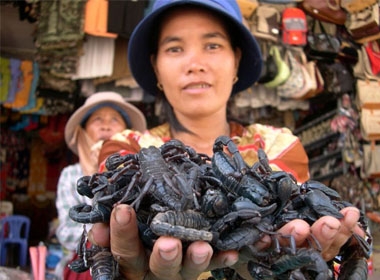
[345,4,380,40]
[341,0,378,13]
[298,0,347,25]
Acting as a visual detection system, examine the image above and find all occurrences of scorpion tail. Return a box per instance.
[90,249,117,280]
[69,204,111,224]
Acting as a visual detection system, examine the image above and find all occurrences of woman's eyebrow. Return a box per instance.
[159,35,181,46]
[160,31,228,46]
[203,31,228,40]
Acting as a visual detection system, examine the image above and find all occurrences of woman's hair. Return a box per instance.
[151,5,239,133]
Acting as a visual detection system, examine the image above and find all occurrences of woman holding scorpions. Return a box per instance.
[88,0,366,279]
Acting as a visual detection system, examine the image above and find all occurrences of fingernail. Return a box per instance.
[191,253,209,265]
[322,223,339,239]
[223,255,238,267]
[115,205,131,226]
[159,246,179,261]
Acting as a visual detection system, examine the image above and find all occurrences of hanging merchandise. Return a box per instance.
[298,0,347,25]
[237,0,258,19]
[84,0,117,38]
[257,41,279,84]
[276,48,313,99]
[341,0,378,13]
[264,45,290,88]
[281,7,307,46]
[250,5,281,42]
[297,51,325,100]
[0,57,10,103]
[365,40,380,75]
[72,35,115,80]
[345,3,380,41]
[5,59,22,104]
[304,20,341,61]
[361,108,380,140]
[318,61,355,95]
[361,141,380,179]
[356,79,380,109]
[3,60,33,110]
[354,45,380,81]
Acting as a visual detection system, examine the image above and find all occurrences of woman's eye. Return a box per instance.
[166,46,182,53]
[206,43,220,50]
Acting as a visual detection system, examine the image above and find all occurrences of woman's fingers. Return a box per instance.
[147,236,183,279]
[88,222,111,247]
[181,241,214,279]
[110,204,148,279]
[311,206,362,261]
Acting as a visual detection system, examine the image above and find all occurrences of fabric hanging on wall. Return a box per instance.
[92,37,132,85]
[107,0,148,39]
[72,35,115,80]
[0,57,11,103]
[34,0,86,92]
[3,60,33,109]
[84,0,117,38]
[28,137,48,196]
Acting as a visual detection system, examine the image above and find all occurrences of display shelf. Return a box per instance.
[308,149,342,166]
[302,132,340,153]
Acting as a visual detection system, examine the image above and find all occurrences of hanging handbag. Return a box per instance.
[304,20,341,61]
[318,61,355,95]
[237,0,258,19]
[257,41,279,84]
[276,49,305,98]
[356,79,380,109]
[264,45,291,88]
[277,49,315,99]
[365,40,380,75]
[250,5,281,42]
[361,141,380,178]
[298,0,347,25]
[345,4,380,41]
[361,108,380,140]
[300,60,325,99]
[355,45,380,81]
[341,0,378,13]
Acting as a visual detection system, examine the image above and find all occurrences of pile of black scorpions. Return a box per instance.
[68,135,372,280]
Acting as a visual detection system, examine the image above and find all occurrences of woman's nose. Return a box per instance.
[186,50,206,74]
[100,121,112,130]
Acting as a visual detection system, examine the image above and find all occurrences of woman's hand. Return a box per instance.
[89,204,239,280]
[89,204,364,280]
[232,206,365,279]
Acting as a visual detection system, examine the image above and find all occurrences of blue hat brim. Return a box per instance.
[128,0,262,96]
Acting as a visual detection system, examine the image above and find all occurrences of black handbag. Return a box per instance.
[317,61,355,95]
[304,20,341,61]
[258,41,279,84]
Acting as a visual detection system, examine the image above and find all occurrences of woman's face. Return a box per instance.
[152,7,241,119]
[84,106,127,142]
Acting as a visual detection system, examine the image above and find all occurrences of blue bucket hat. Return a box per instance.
[128,0,263,96]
